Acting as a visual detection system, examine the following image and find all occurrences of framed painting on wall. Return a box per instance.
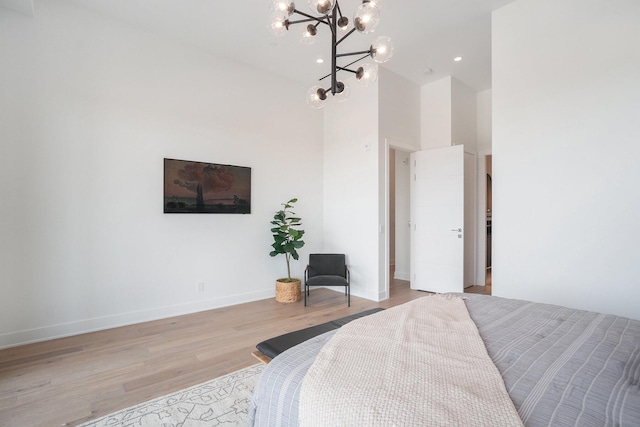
[164,158,251,214]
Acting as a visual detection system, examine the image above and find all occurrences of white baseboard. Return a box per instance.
[0,289,274,350]
[319,286,381,303]
[350,287,381,302]
[394,270,410,281]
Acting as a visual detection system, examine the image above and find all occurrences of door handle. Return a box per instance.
[450,228,462,232]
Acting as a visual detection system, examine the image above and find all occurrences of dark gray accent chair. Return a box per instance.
[304,253,350,306]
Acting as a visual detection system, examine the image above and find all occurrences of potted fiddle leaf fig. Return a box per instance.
[270,198,305,302]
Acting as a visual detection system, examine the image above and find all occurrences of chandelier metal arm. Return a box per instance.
[288,17,322,25]
[330,6,337,94]
[326,14,336,37]
[336,49,372,58]
[318,67,358,82]
[317,52,371,81]
[335,1,343,19]
[291,9,330,26]
[336,66,357,74]
[342,53,372,69]
[336,27,357,46]
[318,67,356,81]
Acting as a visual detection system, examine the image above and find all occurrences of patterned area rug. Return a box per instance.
[80,363,265,427]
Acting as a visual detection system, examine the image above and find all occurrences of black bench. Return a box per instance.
[253,308,385,363]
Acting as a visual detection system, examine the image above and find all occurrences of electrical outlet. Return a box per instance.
[197,282,205,292]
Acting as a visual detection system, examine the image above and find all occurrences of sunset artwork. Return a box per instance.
[164,158,251,214]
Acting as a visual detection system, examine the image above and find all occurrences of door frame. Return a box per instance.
[382,138,417,300]
[475,151,491,286]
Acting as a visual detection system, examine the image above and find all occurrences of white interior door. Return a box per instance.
[410,145,464,293]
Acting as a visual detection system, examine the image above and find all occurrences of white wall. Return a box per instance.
[452,79,478,286]
[420,77,452,150]
[476,89,492,285]
[477,90,492,153]
[379,68,421,150]
[322,68,420,302]
[379,68,421,296]
[394,150,411,281]
[451,78,478,151]
[389,149,396,265]
[323,81,381,301]
[420,76,477,152]
[0,0,324,348]
[0,0,33,16]
[492,0,640,319]
[419,76,479,286]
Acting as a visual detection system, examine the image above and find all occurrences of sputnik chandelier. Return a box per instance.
[270,0,393,108]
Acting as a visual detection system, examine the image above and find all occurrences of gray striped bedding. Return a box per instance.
[248,294,640,426]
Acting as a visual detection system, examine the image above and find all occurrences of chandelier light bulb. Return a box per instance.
[367,0,382,9]
[270,15,290,37]
[337,16,350,31]
[356,63,378,86]
[371,36,393,63]
[307,86,328,109]
[272,0,295,15]
[353,2,380,34]
[308,0,335,15]
[300,24,317,45]
[334,82,350,102]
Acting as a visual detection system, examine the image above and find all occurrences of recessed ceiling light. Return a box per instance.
[423,68,433,75]
[454,56,463,62]
[316,58,324,64]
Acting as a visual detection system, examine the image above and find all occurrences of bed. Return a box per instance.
[248,294,640,426]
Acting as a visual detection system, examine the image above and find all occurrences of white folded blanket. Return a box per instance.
[299,295,524,426]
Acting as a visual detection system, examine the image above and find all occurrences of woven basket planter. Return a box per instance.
[275,279,301,303]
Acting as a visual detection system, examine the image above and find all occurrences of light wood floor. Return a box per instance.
[0,280,429,426]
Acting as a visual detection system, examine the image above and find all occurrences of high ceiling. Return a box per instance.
[7,0,516,91]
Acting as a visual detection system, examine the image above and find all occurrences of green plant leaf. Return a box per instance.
[270,198,305,275]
